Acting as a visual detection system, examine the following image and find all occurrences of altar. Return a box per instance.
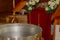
[0,0,60,40]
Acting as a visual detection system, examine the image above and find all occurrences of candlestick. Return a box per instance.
[13,0,15,15]
[12,0,16,23]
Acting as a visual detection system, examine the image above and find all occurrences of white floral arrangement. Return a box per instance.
[25,0,60,13]
[45,0,60,13]
[26,0,39,12]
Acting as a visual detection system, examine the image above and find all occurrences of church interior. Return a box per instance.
[0,0,60,40]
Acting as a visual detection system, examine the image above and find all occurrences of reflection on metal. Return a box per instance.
[0,23,42,40]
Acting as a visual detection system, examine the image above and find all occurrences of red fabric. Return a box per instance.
[27,7,52,40]
[27,8,39,25]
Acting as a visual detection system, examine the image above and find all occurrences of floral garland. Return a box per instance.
[25,0,60,14]
[25,0,39,12]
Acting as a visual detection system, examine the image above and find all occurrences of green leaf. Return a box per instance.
[46,7,53,14]
[26,9,32,13]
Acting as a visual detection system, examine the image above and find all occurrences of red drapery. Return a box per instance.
[27,7,52,40]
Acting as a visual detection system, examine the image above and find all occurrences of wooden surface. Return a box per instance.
[51,5,60,21]
[53,18,60,40]
[52,5,60,40]
[0,0,13,12]
[55,18,60,24]
[0,14,27,23]
[13,1,26,12]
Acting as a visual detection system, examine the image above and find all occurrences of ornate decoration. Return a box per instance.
[25,0,60,14]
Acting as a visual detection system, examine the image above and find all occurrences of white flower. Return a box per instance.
[28,7,32,10]
[35,0,39,3]
[31,1,36,5]
[50,6,54,9]
[55,0,60,4]
[50,2,55,7]
[56,0,59,2]
[51,7,54,9]
[48,1,52,5]
[29,1,32,4]
[45,7,49,11]
[26,2,29,5]
[31,0,35,2]
[50,0,55,1]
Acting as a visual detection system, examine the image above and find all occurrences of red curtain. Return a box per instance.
[27,7,52,40]
[27,7,39,25]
